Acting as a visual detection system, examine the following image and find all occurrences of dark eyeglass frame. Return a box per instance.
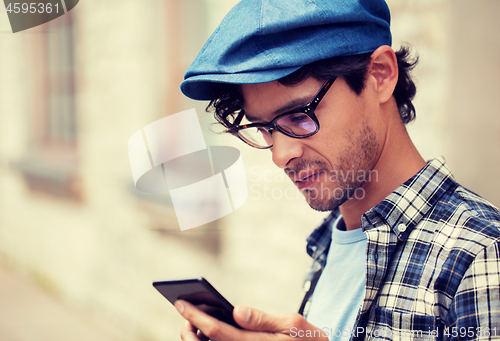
[229,77,337,149]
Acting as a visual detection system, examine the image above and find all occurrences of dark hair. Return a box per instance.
[207,46,418,130]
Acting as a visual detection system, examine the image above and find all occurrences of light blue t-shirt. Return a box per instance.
[306,216,367,341]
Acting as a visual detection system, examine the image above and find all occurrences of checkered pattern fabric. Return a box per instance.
[302,158,500,340]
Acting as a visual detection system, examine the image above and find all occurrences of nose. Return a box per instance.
[271,131,304,169]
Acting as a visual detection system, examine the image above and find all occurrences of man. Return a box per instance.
[174,0,500,340]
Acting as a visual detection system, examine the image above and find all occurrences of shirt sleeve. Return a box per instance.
[445,240,500,340]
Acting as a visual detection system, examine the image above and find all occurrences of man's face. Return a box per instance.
[240,76,383,211]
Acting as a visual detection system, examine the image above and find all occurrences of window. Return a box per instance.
[15,12,81,200]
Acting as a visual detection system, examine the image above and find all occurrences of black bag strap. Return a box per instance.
[297,269,323,316]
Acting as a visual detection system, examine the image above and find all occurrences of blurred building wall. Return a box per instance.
[0,1,498,341]
[449,0,500,206]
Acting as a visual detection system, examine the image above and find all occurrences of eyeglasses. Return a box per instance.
[229,78,336,149]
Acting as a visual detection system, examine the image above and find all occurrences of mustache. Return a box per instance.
[285,159,329,177]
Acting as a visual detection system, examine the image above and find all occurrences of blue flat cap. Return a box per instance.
[181,0,392,100]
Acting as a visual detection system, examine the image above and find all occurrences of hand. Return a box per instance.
[175,300,329,341]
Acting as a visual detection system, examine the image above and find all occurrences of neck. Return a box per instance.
[340,114,426,231]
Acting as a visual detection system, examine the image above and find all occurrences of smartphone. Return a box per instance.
[153,277,241,329]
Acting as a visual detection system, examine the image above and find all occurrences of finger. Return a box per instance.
[181,321,210,341]
[181,320,202,341]
[176,300,246,341]
[233,306,313,335]
[196,329,210,341]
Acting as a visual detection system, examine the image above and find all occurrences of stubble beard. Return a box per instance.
[299,123,379,212]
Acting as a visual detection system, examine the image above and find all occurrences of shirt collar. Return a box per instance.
[362,157,457,240]
[306,157,457,259]
[305,208,339,261]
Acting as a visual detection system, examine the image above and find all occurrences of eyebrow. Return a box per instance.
[244,96,312,123]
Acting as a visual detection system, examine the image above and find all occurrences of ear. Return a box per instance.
[367,45,398,104]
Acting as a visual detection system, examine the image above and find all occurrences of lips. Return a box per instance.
[291,170,321,190]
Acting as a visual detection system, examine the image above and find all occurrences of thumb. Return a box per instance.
[233,306,298,333]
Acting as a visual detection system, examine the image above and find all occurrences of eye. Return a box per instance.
[289,114,308,123]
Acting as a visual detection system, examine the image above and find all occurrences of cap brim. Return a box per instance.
[180,66,302,101]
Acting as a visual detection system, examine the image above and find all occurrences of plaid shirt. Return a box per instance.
[302,158,500,340]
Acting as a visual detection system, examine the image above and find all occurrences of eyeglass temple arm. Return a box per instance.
[233,111,244,126]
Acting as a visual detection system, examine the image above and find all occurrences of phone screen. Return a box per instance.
[153,277,241,329]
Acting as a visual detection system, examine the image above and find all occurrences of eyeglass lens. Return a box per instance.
[238,112,317,148]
